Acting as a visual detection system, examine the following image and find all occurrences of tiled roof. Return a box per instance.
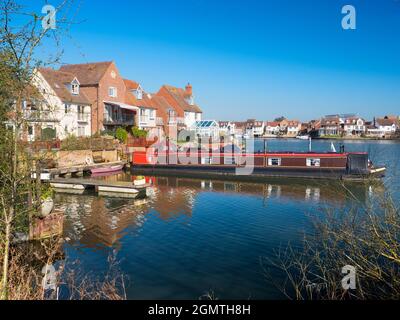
[287,120,300,126]
[124,79,156,109]
[266,121,280,127]
[377,118,398,126]
[158,85,202,113]
[59,61,113,85]
[38,68,90,105]
[149,95,170,123]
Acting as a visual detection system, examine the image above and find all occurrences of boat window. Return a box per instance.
[224,157,235,165]
[306,158,321,167]
[201,157,212,165]
[268,158,281,166]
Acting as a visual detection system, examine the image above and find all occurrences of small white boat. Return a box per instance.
[296,135,310,140]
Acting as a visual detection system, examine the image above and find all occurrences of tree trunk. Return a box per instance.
[0,221,11,300]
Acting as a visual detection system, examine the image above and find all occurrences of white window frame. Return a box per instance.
[108,87,117,98]
[71,82,79,95]
[268,158,281,166]
[149,109,155,120]
[78,126,85,137]
[306,158,321,167]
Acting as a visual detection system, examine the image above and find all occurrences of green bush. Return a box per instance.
[100,129,116,138]
[115,127,128,143]
[131,126,147,138]
[41,127,57,141]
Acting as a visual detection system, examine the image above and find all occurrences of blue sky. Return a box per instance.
[32,0,400,121]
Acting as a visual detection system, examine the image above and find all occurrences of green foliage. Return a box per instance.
[274,116,286,122]
[40,185,53,200]
[41,127,56,141]
[115,127,128,143]
[100,129,116,138]
[131,126,147,139]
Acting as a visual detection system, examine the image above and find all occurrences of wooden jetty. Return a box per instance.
[45,160,127,178]
[50,177,151,198]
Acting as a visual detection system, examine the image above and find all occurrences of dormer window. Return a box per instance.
[71,78,80,95]
[137,89,143,100]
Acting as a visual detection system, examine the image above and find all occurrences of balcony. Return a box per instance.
[24,110,58,122]
[103,113,135,126]
[168,117,185,125]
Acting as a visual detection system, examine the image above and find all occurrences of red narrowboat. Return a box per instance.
[131,150,386,181]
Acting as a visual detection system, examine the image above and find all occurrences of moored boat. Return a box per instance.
[131,150,386,181]
[296,135,310,140]
[90,164,124,175]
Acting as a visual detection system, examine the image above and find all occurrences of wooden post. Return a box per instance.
[166,137,170,165]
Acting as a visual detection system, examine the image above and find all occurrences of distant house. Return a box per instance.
[28,68,92,141]
[265,121,280,136]
[232,122,247,137]
[245,119,265,137]
[343,117,366,136]
[376,117,399,136]
[320,115,341,136]
[286,120,301,137]
[218,121,236,136]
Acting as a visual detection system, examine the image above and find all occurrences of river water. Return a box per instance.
[55,139,400,299]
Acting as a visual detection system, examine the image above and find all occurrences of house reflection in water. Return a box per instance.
[56,175,382,249]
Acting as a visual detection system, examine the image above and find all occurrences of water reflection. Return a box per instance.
[57,175,383,250]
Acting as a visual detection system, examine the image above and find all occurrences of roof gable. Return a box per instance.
[59,61,113,85]
[38,68,90,105]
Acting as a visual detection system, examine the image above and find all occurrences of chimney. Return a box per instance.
[185,83,192,96]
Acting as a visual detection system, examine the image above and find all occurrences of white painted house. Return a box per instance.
[124,79,159,136]
[246,120,265,137]
[286,120,301,137]
[376,118,399,136]
[265,122,281,136]
[343,117,366,136]
[29,68,92,141]
[218,121,236,136]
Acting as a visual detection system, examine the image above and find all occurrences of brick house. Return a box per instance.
[59,61,136,134]
[123,79,162,136]
[320,115,341,136]
[156,84,202,129]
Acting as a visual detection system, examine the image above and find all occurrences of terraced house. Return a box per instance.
[27,68,92,141]
[59,61,135,134]
[157,84,202,129]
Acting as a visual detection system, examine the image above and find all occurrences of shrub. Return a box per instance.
[115,127,128,143]
[131,126,147,139]
[100,129,116,138]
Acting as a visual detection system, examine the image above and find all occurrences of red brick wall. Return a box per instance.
[157,87,185,118]
[79,63,129,134]
[97,63,128,132]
